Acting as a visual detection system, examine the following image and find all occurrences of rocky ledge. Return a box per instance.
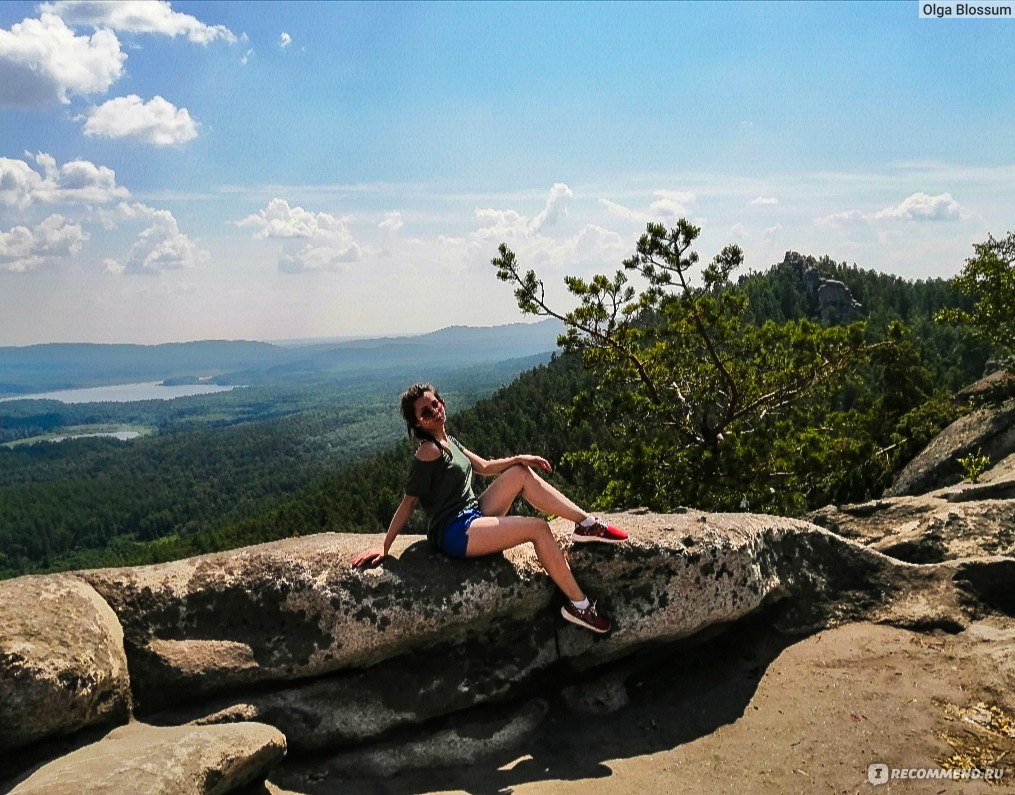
[2,503,1013,793]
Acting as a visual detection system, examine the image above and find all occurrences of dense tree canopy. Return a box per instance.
[493,222,908,512]
[936,232,1015,367]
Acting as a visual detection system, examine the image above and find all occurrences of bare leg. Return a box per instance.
[464,515,585,602]
[479,465,588,522]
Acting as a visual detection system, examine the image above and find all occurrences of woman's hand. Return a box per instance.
[517,454,553,474]
[351,546,386,568]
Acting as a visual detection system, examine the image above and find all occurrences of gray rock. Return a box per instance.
[79,533,558,713]
[809,492,1015,563]
[159,620,558,752]
[817,279,864,323]
[886,399,1015,497]
[779,252,865,323]
[275,699,547,783]
[74,511,998,720]
[9,721,286,795]
[956,369,1015,407]
[0,573,131,751]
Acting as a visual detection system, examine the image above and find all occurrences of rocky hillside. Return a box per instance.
[2,383,1014,793]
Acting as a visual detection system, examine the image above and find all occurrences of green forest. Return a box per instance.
[2,227,1011,579]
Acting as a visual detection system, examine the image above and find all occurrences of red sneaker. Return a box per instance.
[572,518,628,544]
[561,600,611,634]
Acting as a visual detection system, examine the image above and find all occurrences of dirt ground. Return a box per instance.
[272,614,1015,795]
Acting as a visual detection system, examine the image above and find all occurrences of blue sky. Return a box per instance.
[1,1,1013,344]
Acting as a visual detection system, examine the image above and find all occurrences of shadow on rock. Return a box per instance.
[270,607,796,795]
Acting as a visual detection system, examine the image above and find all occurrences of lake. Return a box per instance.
[0,381,243,404]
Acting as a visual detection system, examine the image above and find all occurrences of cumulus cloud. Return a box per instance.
[571,223,624,259]
[763,223,782,239]
[280,32,292,48]
[237,198,352,240]
[472,207,528,239]
[528,182,572,234]
[123,208,208,274]
[83,94,199,145]
[648,190,695,218]
[599,190,696,223]
[238,198,360,273]
[472,182,575,240]
[378,211,404,233]
[875,191,963,222]
[0,153,128,207]
[40,1,236,44]
[0,213,89,272]
[817,192,965,227]
[0,13,125,107]
[279,242,361,273]
[749,196,779,206]
[95,200,159,229]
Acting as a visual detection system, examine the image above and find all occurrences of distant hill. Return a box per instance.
[0,321,563,397]
[222,320,565,385]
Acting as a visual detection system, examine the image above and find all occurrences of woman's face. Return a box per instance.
[413,390,445,427]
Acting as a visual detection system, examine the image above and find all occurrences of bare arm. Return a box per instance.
[351,493,419,568]
[459,446,553,477]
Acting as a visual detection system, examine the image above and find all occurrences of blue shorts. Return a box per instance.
[440,507,484,559]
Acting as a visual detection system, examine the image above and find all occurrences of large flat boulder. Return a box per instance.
[0,573,131,751]
[886,398,1015,497]
[78,511,978,719]
[79,532,557,712]
[9,721,286,795]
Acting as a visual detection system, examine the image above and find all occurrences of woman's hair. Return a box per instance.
[400,383,446,450]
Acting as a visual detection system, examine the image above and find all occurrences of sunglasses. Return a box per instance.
[418,398,442,421]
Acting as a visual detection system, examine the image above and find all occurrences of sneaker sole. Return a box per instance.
[560,605,610,634]
[571,533,628,544]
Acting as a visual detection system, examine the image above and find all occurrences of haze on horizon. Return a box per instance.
[1,1,1013,346]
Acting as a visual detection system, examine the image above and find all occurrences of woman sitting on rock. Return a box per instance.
[351,383,627,633]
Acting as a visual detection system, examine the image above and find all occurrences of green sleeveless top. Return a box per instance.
[404,435,480,548]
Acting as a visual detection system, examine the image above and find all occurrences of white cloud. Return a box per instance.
[473,207,528,239]
[83,94,199,146]
[0,153,128,207]
[0,213,88,272]
[598,197,645,222]
[763,223,782,239]
[279,242,361,273]
[875,191,963,222]
[237,198,352,240]
[95,200,159,229]
[528,182,572,233]
[378,211,404,232]
[238,198,360,273]
[0,13,125,107]
[729,222,746,238]
[280,31,292,48]
[240,47,253,66]
[817,192,965,227]
[749,196,779,206]
[123,209,208,274]
[648,190,695,217]
[599,189,696,223]
[102,257,124,275]
[473,183,575,239]
[572,223,625,259]
[41,1,236,44]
